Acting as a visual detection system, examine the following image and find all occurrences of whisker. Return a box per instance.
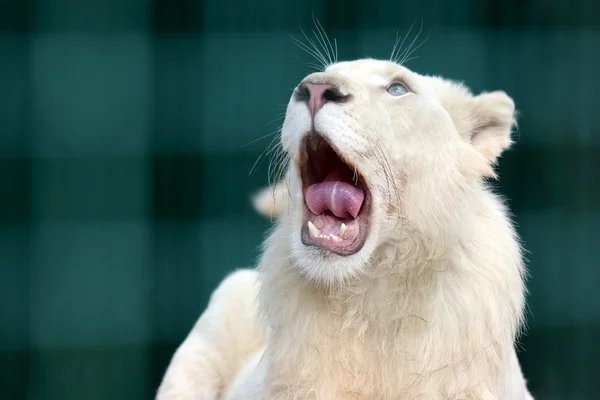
[242,127,281,148]
[390,30,402,62]
[309,15,331,65]
[266,140,283,156]
[292,19,338,70]
[249,128,282,176]
[333,38,338,63]
[372,133,402,220]
[313,16,336,65]
[396,19,425,65]
[268,145,289,189]
[290,34,328,70]
[402,20,423,59]
[399,56,420,65]
[302,30,329,69]
[318,17,338,63]
[392,20,416,64]
[306,62,324,72]
[300,29,329,68]
[263,113,286,128]
[399,28,430,65]
[312,28,332,65]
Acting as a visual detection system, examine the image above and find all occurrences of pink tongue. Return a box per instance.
[305,177,365,219]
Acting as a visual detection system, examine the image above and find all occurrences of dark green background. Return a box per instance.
[0,0,598,399]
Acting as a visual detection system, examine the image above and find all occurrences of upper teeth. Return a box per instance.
[307,221,344,242]
[308,221,321,237]
[319,234,342,241]
[340,223,346,237]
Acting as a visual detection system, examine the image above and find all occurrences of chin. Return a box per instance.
[287,132,380,286]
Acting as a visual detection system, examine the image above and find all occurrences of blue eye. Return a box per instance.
[387,82,409,97]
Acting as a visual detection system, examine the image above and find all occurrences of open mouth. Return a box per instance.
[300,133,370,256]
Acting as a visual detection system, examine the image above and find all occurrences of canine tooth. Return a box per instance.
[340,223,347,237]
[308,221,321,237]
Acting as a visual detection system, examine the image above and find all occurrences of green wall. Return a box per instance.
[0,0,598,399]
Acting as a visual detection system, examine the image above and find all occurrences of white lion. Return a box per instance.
[156,58,534,400]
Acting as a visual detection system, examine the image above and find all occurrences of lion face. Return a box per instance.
[261,58,516,284]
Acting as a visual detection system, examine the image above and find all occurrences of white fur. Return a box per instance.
[156,59,533,399]
[156,270,266,399]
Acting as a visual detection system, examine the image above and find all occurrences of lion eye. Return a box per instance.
[387,82,409,97]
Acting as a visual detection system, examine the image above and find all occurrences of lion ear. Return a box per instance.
[470,91,517,167]
[251,181,288,220]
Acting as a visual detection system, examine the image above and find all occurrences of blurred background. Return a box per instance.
[0,0,598,399]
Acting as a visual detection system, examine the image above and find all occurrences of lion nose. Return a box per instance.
[297,82,349,117]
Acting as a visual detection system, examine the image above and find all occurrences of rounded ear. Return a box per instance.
[251,181,288,220]
[470,91,517,166]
